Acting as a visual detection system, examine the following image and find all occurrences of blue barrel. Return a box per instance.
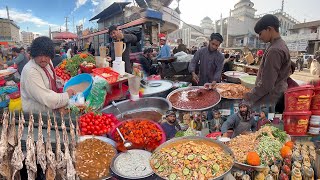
[63,73,93,99]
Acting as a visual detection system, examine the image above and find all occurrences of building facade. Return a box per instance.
[215,0,298,49]
[282,20,320,55]
[167,17,214,48]
[21,31,34,45]
[0,18,20,43]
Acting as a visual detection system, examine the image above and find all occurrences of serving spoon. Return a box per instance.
[116,127,133,148]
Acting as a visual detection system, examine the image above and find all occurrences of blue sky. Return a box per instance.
[0,0,127,35]
[0,0,319,36]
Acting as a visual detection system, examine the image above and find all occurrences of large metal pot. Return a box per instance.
[151,136,235,180]
[100,97,172,122]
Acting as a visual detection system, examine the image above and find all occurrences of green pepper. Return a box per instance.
[171,151,178,156]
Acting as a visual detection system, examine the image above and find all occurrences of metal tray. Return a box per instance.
[215,83,248,100]
[101,97,172,121]
[151,136,235,180]
[233,162,267,172]
[166,86,221,111]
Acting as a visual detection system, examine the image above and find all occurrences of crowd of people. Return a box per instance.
[160,101,273,140]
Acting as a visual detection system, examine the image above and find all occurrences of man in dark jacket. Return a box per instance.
[173,39,187,54]
[189,33,224,86]
[4,47,28,75]
[221,101,257,138]
[52,47,63,67]
[139,48,157,76]
[109,25,138,73]
[161,110,181,140]
[245,14,291,111]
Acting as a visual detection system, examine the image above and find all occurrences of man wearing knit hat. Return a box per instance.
[244,14,291,111]
[221,101,257,138]
[189,33,224,86]
[161,110,181,140]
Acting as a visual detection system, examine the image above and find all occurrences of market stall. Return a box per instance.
[0,50,319,180]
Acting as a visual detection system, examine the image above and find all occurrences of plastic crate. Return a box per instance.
[92,67,119,84]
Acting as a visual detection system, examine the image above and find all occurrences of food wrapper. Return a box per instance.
[86,76,110,111]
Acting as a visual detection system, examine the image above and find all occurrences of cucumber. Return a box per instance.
[212,163,220,173]
[154,162,161,169]
[169,173,177,180]
[171,151,178,156]
[187,154,195,161]
[201,155,208,161]
[183,168,190,175]
[200,167,207,174]
[158,165,164,172]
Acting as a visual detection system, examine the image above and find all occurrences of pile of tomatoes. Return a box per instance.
[79,112,119,136]
[112,119,164,151]
[55,60,71,81]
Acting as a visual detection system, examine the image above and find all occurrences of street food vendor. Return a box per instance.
[221,101,257,138]
[108,25,138,73]
[3,47,28,75]
[189,33,224,86]
[161,110,181,140]
[156,37,171,59]
[20,36,76,113]
[244,14,291,110]
[139,48,157,76]
[257,108,271,130]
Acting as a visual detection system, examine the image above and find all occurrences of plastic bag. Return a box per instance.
[9,97,22,112]
[86,76,110,111]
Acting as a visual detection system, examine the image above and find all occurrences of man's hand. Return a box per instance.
[204,81,217,89]
[66,89,76,97]
[222,133,230,138]
[106,56,112,62]
[58,107,69,115]
[192,73,199,84]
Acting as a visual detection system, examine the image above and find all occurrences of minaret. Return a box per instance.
[49,26,51,39]
[281,0,284,12]
[220,13,223,35]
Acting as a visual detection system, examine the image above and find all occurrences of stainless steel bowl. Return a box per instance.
[110,149,155,179]
[151,136,235,180]
[100,97,172,121]
[166,86,221,111]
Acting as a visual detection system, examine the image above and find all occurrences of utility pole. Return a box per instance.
[6,6,10,20]
[73,16,75,33]
[65,16,69,32]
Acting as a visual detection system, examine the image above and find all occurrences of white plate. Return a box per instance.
[218,137,231,142]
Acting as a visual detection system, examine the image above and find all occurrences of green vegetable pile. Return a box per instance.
[66,54,96,76]
[270,126,287,143]
[256,136,282,166]
[174,128,196,138]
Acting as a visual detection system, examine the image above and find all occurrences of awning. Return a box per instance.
[0,42,9,48]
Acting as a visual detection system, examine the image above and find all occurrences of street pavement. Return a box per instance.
[291,68,319,84]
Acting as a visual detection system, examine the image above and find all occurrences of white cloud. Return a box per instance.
[73,0,89,13]
[91,0,131,16]
[27,9,32,12]
[0,8,59,28]
[91,0,99,6]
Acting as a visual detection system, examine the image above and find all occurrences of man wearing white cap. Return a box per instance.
[156,37,171,59]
